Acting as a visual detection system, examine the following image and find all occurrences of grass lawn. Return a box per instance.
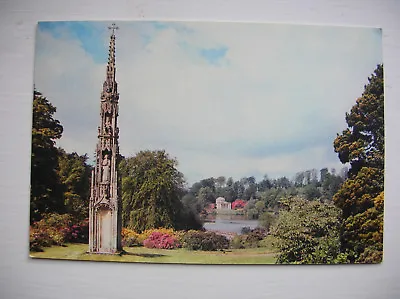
[30,244,277,264]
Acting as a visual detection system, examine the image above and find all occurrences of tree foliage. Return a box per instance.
[57,149,92,220]
[334,64,384,175]
[30,90,64,222]
[120,150,201,232]
[333,64,384,263]
[271,197,345,264]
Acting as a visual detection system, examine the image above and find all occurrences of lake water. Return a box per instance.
[203,214,259,234]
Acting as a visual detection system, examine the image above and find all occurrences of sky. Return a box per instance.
[33,21,382,185]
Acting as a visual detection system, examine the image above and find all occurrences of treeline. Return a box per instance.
[181,167,346,216]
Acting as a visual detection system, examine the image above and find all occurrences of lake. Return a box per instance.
[203,214,259,234]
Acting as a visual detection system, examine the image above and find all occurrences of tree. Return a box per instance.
[274,176,292,189]
[257,175,272,191]
[333,64,384,263]
[189,182,203,196]
[310,168,319,185]
[258,211,276,232]
[294,171,305,187]
[243,184,257,200]
[120,150,201,232]
[333,167,383,262]
[320,168,329,184]
[271,197,345,264]
[199,177,216,193]
[260,188,286,209]
[216,176,226,188]
[226,177,234,187]
[197,186,215,206]
[241,176,257,200]
[302,184,321,201]
[233,180,245,199]
[254,200,265,213]
[334,64,384,176]
[57,149,92,220]
[221,185,235,203]
[181,193,198,211]
[345,191,384,263]
[321,172,344,202]
[30,90,64,223]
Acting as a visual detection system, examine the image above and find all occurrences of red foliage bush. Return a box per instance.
[29,214,89,252]
[232,199,247,210]
[143,232,180,249]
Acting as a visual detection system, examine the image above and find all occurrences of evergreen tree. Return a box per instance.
[333,65,384,263]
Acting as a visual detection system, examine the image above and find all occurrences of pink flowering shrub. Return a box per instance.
[143,231,180,249]
[29,213,88,252]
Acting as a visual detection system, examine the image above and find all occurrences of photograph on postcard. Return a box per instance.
[29,21,383,264]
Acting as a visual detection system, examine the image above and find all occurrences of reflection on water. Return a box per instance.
[203,214,259,234]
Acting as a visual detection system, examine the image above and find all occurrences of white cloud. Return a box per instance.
[34,21,382,184]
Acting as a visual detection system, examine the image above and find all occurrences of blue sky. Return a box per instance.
[34,21,382,185]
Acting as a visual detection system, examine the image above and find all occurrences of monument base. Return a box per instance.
[86,249,125,256]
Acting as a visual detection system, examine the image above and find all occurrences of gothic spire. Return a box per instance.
[103,23,119,96]
[89,23,122,254]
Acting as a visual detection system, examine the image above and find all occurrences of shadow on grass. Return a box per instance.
[121,251,166,258]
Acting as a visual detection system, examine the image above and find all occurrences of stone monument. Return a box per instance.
[89,23,122,253]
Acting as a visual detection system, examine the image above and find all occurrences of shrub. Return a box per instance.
[258,212,276,232]
[258,235,278,251]
[121,228,141,247]
[230,235,245,249]
[138,228,181,244]
[182,231,229,251]
[121,227,185,248]
[29,228,53,252]
[241,226,251,234]
[271,197,342,264]
[29,213,89,252]
[62,218,89,243]
[143,232,180,249]
[232,199,247,210]
[231,228,268,249]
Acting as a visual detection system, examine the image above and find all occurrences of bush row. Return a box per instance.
[30,213,88,252]
[121,228,230,251]
[122,228,269,251]
[31,219,271,252]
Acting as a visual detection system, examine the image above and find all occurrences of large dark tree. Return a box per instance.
[333,64,384,263]
[120,150,201,232]
[334,64,384,176]
[57,149,92,220]
[30,90,64,223]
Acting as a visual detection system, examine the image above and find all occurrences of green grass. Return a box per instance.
[30,243,277,264]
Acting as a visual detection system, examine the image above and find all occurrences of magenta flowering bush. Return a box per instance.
[143,231,180,249]
[29,214,89,252]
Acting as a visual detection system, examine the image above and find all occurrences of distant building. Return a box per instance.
[215,197,231,210]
